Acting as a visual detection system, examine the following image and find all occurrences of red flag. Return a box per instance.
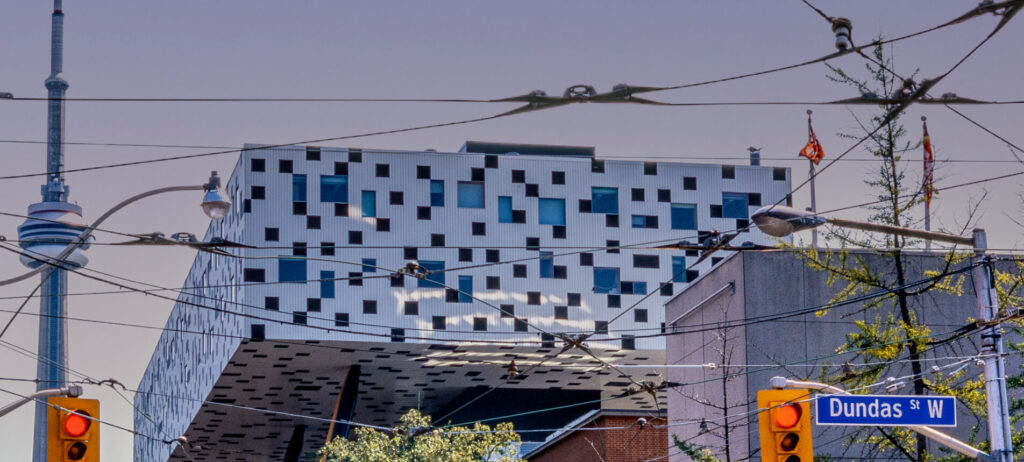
[923,125,934,206]
[799,124,825,164]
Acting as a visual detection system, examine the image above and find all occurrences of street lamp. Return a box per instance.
[751,205,1014,462]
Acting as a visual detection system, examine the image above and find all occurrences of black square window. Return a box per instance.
[635,309,648,323]
[541,333,555,347]
[658,189,671,202]
[363,300,377,314]
[486,249,500,262]
[335,162,349,175]
[292,242,307,256]
[500,304,514,318]
[554,306,568,320]
[335,313,349,327]
[527,292,541,305]
[307,298,321,312]
[417,206,431,220]
[748,193,762,206]
[710,204,723,218]
[265,296,279,311]
[264,227,279,241]
[243,199,251,213]
[605,214,619,228]
[349,272,363,286]
[306,146,321,161]
[390,191,404,205]
[376,164,390,177]
[737,218,750,230]
[251,186,266,200]
[485,155,499,168]
[511,170,526,183]
[526,237,540,251]
[622,335,636,350]
[786,194,793,206]
[404,301,419,315]
[251,324,265,340]
[348,149,362,163]
[644,162,658,175]
[250,158,266,172]
[432,316,446,330]
[431,234,446,247]
[307,215,321,229]
[633,255,659,268]
[445,288,459,302]
[376,218,390,232]
[334,203,349,217]
[580,253,594,266]
[712,256,724,265]
[471,167,485,181]
[686,269,700,281]
[472,222,486,236]
[595,321,609,334]
[552,171,565,185]
[514,319,528,332]
[512,210,526,223]
[608,294,621,308]
[722,165,735,179]
[348,231,363,245]
[647,216,659,228]
[525,184,539,197]
[686,249,699,257]
[459,248,473,262]
[684,177,697,190]
[320,242,335,256]
[607,240,620,254]
[552,226,566,239]
[292,202,307,215]
[513,265,527,278]
[568,293,581,306]
[773,167,787,181]
[390,328,405,342]
[244,268,265,282]
[390,273,403,287]
[293,312,307,325]
[486,276,500,290]
[631,188,645,201]
[404,247,418,259]
[591,158,605,173]
[578,199,592,213]
[554,266,567,279]
[660,283,674,296]
[473,317,487,331]
[417,165,431,179]
[279,159,293,173]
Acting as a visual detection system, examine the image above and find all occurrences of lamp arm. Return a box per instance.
[827,218,974,246]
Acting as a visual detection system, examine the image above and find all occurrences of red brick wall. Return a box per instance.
[530,415,667,462]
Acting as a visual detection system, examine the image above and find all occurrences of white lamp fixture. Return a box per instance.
[201,171,231,220]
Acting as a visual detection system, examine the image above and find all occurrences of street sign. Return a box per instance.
[816,394,956,427]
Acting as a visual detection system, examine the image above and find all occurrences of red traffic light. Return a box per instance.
[775,404,801,429]
[64,412,90,437]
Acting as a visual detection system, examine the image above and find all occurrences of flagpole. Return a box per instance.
[923,116,932,251]
[808,110,818,247]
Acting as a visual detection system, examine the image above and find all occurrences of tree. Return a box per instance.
[317,409,523,462]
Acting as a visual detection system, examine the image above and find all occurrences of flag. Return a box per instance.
[799,123,825,164]
[923,124,934,206]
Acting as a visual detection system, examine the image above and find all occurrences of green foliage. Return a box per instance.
[673,435,722,462]
[318,409,523,462]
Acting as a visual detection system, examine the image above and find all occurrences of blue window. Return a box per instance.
[591,187,619,214]
[320,270,335,298]
[594,267,621,294]
[361,190,376,217]
[632,215,647,228]
[292,175,307,202]
[430,180,445,206]
[498,196,513,223]
[722,192,749,219]
[632,281,647,295]
[671,204,698,230]
[672,256,686,283]
[362,258,376,273]
[418,260,445,288]
[278,258,307,283]
[458,275,473,303]
[540,252,554,278]
[457,181,485,208]
[320,175,348,203]
[538,198,566,225]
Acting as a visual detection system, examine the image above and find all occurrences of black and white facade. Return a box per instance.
[134,142,791,461]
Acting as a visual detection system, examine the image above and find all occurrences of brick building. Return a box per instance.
[526,410,668,462]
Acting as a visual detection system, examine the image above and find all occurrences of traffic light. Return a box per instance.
[47,396,99,462]
[757,389,812,462]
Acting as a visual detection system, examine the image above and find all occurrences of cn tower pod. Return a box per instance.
[17,201,89,269]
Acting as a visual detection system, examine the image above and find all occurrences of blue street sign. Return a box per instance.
[816,394,957,427]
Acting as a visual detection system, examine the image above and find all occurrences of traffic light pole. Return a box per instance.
[769,377,990,460]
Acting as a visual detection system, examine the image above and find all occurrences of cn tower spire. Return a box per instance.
[44,0,69,201]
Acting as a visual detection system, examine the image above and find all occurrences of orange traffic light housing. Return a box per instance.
[757,389,813,462]
[47,397,99,462]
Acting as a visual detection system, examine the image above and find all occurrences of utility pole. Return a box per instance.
[15,2,90,461]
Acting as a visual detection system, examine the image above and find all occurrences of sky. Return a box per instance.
[0,1,1022,460]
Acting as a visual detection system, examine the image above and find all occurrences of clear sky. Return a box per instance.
[0,1,1021,460]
